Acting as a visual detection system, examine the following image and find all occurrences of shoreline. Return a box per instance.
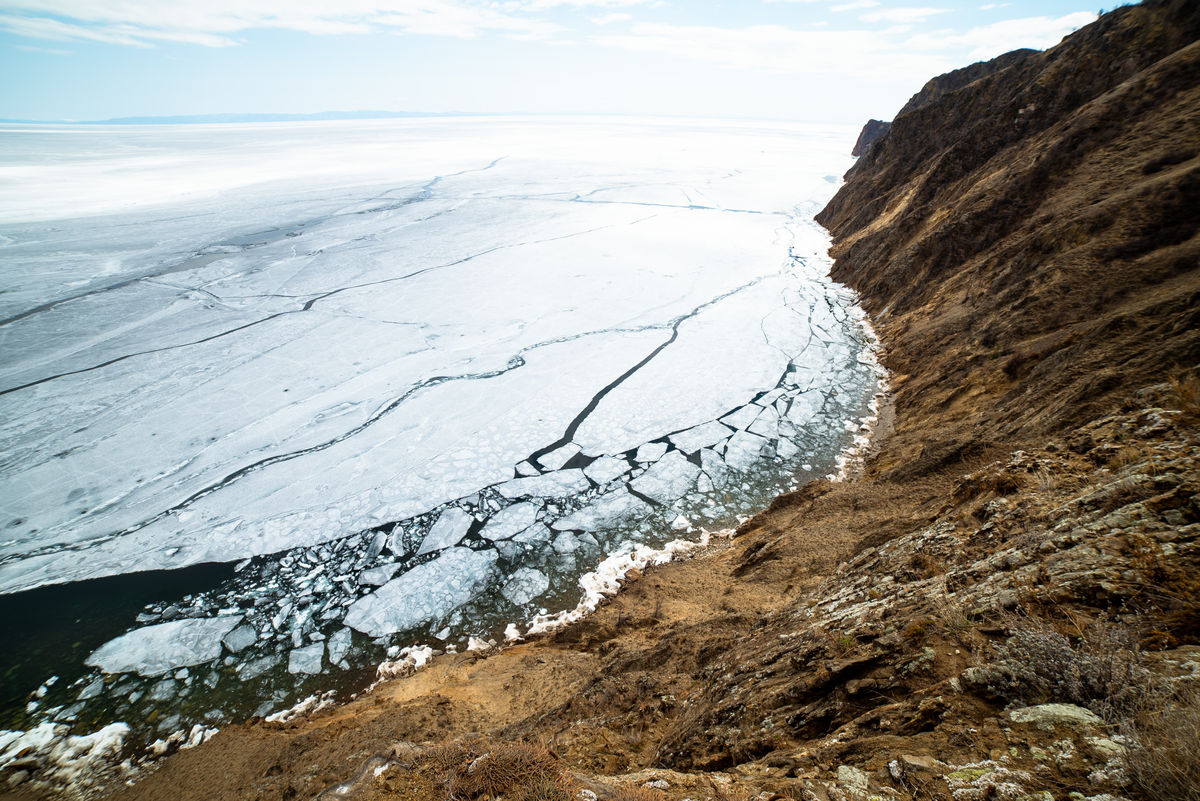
[0,233,889,801]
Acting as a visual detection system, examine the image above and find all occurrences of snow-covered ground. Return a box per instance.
[0,117,880,761]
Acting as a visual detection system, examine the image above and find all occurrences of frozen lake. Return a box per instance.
[0,117,879,751]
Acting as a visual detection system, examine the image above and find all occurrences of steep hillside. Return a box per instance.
[818,0,1200,481]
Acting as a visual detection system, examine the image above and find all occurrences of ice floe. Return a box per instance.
[629,451,701,505]
[549,488,651,531]
[86,616,243,677]
[344,547,498,637]
[479,502,541,541]
[417,507,474,555]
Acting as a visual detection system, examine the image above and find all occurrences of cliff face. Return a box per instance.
[850,119,890,157]
[818,0,1200,479]
[894,47,1037,118]
[73,5,1200,801]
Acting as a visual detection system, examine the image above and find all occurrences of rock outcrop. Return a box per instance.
[850,119,890,157]
[895,47,1036,118]
[819,0,1200,479]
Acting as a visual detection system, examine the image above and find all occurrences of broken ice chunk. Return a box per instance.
[719,405,760,430]
[668,421,734,453]
[479,502,540,541]
[699,448,731,488]
[344,547,498,637]
[583,456,631,485]
[512,522,552,546]
[501,568,549,605]
[288,641,324,675]
[538,443,581,471]
[549,488,651,531]
[552,532,579,553]
[417,507,474,555]
[358,564,400,586]
[515,461,540,477]
[222,623,258,654]
[86,616,244,677]
[747,407,780,440]
[629,451,701,505]
[634,442,668,463]
[786,391,822,424]
[327,627,352,666]
[777,438,800,460]
[723,431,770,471]
[496,470,590,499]
[77,678,105,701]
[756,388,785,407]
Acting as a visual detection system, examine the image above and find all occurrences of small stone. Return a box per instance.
[836,765,869,791]
[1009,703,1104,731]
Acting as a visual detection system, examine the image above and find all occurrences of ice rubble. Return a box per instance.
[0,722,129,795]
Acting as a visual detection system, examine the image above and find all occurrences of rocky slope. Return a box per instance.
[849,120,889,158]
[6,2,1200,800]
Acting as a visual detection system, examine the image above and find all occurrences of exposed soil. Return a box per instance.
[6,2,1200,800]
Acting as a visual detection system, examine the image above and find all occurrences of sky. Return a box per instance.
[0,0,1109,124]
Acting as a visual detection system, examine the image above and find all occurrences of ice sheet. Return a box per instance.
[0,117,862,594]
[0,117,885,756]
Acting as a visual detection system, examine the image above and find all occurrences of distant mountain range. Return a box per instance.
[0,110,499,125]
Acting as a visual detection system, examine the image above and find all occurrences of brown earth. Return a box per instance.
[7,2,1200,800]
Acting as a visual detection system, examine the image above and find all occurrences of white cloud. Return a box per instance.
[906,11,1096,59]
[0,0,572,46]
[517,0,646,8]
[14,40,70,52]
[594,21,954,83]
[590,12,633,25]
[831,0,880,11]
[860,6,950,24]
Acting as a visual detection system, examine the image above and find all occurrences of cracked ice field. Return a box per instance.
[0,117,880,732]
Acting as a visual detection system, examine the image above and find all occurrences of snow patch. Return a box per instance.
[523,528,729,637]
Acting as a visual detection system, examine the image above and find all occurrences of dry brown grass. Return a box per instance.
[1123,686,1200,801]
[1166,371,1200,420]
[609,785,667,801]
[408,738,578,801]
[1108,442,1161,476]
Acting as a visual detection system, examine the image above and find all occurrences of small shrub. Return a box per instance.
[902,619,931,641]
[1123,686,1200,801]
[978,616,1156,721]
